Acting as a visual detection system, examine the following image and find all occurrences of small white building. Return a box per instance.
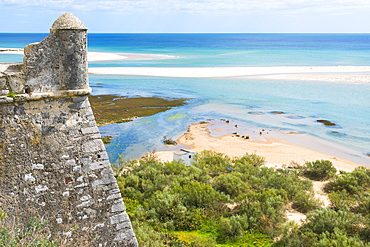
[173,149,197,166]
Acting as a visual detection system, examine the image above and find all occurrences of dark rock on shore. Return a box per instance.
[163,136,178,145]
[270,111,285,114]
[316,119,337,127]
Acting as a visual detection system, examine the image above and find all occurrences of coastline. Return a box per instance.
[155,121,363,172]
[0,49,178,62]
[87,52,370,167]
[2,49,369,167]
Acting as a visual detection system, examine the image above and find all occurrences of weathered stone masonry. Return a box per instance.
[0,13,138,246]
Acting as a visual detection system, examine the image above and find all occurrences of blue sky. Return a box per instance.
[1,0,370,33]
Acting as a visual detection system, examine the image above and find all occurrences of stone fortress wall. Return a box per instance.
[0,13,138,246]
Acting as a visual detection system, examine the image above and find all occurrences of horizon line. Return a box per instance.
[1,32,370,34]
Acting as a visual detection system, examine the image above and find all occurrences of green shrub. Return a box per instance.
[325,167,370,194]
[302,209,362,236]
[355,194,370,217]
[316,228,366,247]
[292,191,321,213]
[235,189,287,233]
[325,166,370,216]
[233,153,265,167]
[173,181,230,211]
[217,215,249,242]
[212,174,248,199]
[302,160,337,181]
[194,150,232,176]
[275,209,369,246]
[327,190,354,211]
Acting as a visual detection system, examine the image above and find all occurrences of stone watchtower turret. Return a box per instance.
[0,13,138,246]
[24,13,89,92]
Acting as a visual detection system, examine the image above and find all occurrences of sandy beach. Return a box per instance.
[0,49,178,62]
[155,122,362,172]
[88,65,370,82]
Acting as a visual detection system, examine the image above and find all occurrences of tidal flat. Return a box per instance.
[88,94,188,127]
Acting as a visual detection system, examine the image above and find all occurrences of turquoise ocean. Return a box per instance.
[1,33,370,165]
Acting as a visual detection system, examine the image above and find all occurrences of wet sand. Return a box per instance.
[155,122,363,172]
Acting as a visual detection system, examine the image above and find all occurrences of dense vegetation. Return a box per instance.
[112,152,320,246]
[113,151,370,246]
[278,165,370,247]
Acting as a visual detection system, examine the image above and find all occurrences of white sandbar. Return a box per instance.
[88,66,370,82]
[0,49,178,62]
[88,52,178,62]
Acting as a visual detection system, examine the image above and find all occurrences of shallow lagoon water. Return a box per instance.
[2,33,370,165]
[91,75,370,165]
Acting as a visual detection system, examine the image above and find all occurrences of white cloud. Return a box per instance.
[1,0,370,14]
